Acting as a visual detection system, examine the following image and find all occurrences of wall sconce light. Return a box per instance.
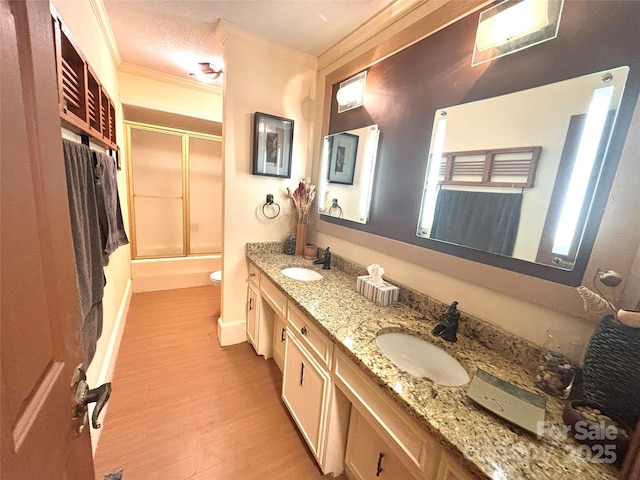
[189,62,223,81]
[337,71,367,113]
[472,0,564,67]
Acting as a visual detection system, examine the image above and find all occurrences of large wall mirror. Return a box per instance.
[320,1,640,297]
[416,66,629,281]
[318,124,380,224]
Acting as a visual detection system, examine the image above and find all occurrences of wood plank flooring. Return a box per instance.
[93,285,325,479]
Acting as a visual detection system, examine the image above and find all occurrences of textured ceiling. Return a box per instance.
[102,0,398,86]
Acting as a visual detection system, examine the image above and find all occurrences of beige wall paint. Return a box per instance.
[311,1,640,348]
[216,21,317,344]
[119,68,223,123]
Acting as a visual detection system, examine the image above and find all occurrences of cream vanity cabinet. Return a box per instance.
[282,303,348,475]
[272,313,286,371]
[436,451,479,480]
[247,261,478,479]
[345,407,416,479]
[335,348,480,480]
[246,261,287,362]
[246,262,260,350]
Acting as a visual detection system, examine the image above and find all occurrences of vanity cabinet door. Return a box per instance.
[246,282,259,351]
[437,450,479,480]
[272,314,286,372]
[282,331,331,464]
[345,408,417,480]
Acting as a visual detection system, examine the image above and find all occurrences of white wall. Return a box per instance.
[51,0,132,453]
[216,21,317,345]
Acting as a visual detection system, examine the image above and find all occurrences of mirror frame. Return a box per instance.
[414,68,630,286]
[318,124,380,225]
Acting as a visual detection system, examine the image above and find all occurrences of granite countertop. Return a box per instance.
[246,244,620,480]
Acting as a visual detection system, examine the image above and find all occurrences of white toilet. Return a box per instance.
[210,270,222,286]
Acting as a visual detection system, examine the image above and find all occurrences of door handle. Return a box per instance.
[300,362,305,386]
[249,298,253,311]
[281,328,286,342]
[71,365,112,435]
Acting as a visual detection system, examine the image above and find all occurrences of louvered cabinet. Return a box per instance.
[51,9,117,149]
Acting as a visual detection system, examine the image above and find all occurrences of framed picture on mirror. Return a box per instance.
[328,132,358,185]
[252,112,294,178]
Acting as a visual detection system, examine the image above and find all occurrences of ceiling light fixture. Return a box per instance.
[472,0,564,66]
[189,62,223,80]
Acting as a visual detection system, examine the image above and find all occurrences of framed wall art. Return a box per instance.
[328,132,358,185]
[252,112,294,178]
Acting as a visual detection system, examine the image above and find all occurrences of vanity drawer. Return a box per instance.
[287,304,333,368]
[248,261,260,286]
[260,275,286,318]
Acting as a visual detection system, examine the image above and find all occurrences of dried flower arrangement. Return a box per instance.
[287,177,316,224]
[577,269,640,327]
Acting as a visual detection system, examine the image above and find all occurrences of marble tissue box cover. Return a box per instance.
[356,275,399,306]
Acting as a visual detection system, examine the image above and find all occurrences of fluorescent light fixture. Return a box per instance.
[337,71,367,113]
[472,0,564,66]
[418,115,447,236]
[358,125,380,222]
[551,85,615,256]
[318,136,331,213]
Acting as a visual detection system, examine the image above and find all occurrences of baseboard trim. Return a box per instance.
[217,317,247,346]
[90,278,132,454]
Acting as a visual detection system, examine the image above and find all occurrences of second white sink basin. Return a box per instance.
[375,332,469,386]
[281,267,323,281]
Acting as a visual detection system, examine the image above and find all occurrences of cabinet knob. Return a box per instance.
[301,326,308,335]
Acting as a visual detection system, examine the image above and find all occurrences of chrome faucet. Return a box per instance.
[432,301,460,342]
[313,247,331,270]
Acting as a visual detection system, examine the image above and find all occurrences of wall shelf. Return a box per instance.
[52,10,117,149]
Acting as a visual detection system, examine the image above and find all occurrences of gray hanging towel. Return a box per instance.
[430,189,523,256]
[62,139,105,366]
[93,151,129,265]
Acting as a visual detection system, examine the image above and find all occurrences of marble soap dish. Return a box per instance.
[467,368,546,435]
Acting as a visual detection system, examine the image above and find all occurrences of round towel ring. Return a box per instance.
[328,198,343,218]
[262,193,280,219]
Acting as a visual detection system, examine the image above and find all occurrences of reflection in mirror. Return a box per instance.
[417,66,629,271]
[318,124,380,224]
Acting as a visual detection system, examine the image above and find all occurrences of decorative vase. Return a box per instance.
[295,223,308,256]
[582,314,640,428]
[303,245,317,260]
[283,235,296,255]
[533,330,583,399]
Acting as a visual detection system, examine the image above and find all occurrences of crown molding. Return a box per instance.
[215,19,318,71]
[89,0,122,67]
[119,62,223,95]
[318,0,490,73]
[318,0,429,71]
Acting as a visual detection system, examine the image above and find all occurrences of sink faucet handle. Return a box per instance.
[432,300,460,342]
[313,246,331,269]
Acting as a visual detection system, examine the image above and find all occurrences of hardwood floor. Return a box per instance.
[93,285,325,479]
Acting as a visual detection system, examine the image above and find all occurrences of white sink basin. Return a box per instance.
[281,267,323,281]
[375,332,469,386]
